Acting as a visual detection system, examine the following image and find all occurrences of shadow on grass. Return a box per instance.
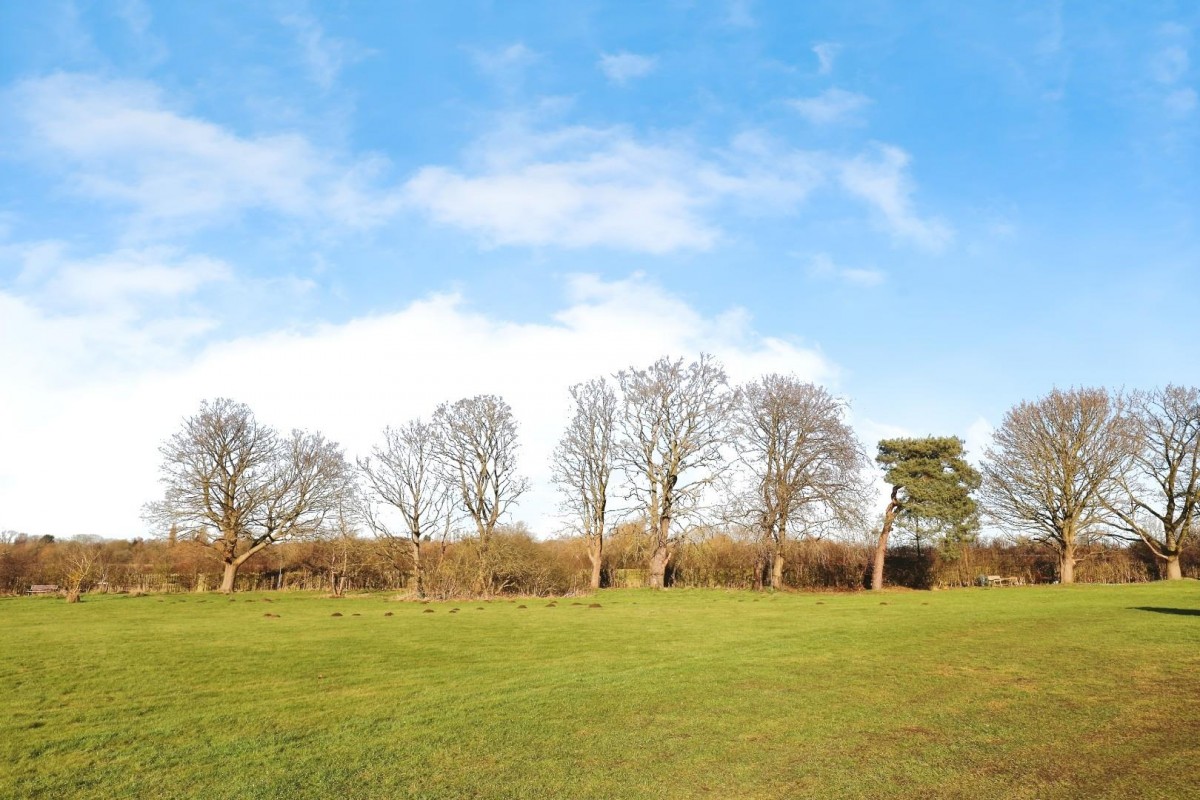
[1131,606,1200,617]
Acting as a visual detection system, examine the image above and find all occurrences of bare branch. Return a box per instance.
[614,354,736,587]
[980,387,1135,583]
[144,398,351,592]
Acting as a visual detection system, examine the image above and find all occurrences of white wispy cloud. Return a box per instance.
[404,128,720,253]
[813,42,841,75]
[839,145,953,251]
[1148,24,1194,117]
[788,88,871,125]
[40,248,231,311]
[0,273,837,538]
[280,12,371,91]
[113,0,167,64]
[0,250,225,383]
[403,122,832,253]
[8,74,950,256]
[806,253,885,288]
[473,42,538,74]
[599,51,657,85]
[405,118,949,254]
[0,240,324,386]
[8,73,404,232]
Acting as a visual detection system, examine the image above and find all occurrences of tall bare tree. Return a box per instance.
[733,376,869,590]
[981,387,1133,584]
[358,420,454,598]
[615,355,735,589]
[146,398,351,593]
[551,378,617,590]
[1104,385,1200,580]
[432,394,530,594]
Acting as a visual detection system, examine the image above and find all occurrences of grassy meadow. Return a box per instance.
[2,583,1200,799]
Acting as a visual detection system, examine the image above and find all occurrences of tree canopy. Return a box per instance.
[872,436,980,590]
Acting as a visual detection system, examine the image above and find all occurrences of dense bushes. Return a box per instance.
[4,527,1195,597]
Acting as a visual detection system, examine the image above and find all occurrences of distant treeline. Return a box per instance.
[13,361,1198,599]
[3,526,1193,597]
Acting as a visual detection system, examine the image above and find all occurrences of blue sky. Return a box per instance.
[0,1,1197,537]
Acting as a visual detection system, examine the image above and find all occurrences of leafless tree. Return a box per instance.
[432,395,530,594]
[732,376,870,590]
[146,398,352,593]
[62,543,96,603]
[615,354,736,588]
[981,387,1134,584]
[1103,385,1200,580]
[324,490,364,597]
[358,420,455,598]
[551,378,617,590]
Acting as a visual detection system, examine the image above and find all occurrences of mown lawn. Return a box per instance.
[2,583,1199,799]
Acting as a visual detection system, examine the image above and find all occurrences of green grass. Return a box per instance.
[2,583,1200,799]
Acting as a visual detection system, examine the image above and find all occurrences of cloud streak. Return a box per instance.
[806,253,885,288]
[789,88,871,125]
[599,52,657,84]
[839,145,953,251]
[8,73,403,233]
[405,122,948,252]
[7,74,953,254]
[813,42,841,75]
[280,12,371,91]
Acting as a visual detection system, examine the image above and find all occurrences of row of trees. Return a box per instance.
[145,357,873,595]
[982,386,1200,583]
[552,360,871,591]
[4,527,1186,597]
[866,386,1200,587]
[141,356,1200,594]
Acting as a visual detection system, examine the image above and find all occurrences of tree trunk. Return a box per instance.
[475,534,493,597]
[770,552,785,591]
[872,488,901,591]
[1059,550,1075,584]
[1164,554,1182,581]
[648,510,672,589]
[647,545,670,588]
[65,590,80,604]
[220,561,238,593]
[410,538,424,598]
[871,529,890,591]
[588,540,602,590]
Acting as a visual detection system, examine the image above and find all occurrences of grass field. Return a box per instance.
[3,583,1200,799]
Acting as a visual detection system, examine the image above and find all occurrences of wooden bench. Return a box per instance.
[984,575,1023,587]
[25,584,60,595]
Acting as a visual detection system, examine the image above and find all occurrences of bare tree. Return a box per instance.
[325,491,363,597]
[358,420,454,598]
[432,395,530,594]
[981,387,1133,584]
[615,355,735,588]
[733,376,869,590]
[1104,385,1200,580]
[146,398,351,593]
[551,378,617,590]
[62,543,96,603]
